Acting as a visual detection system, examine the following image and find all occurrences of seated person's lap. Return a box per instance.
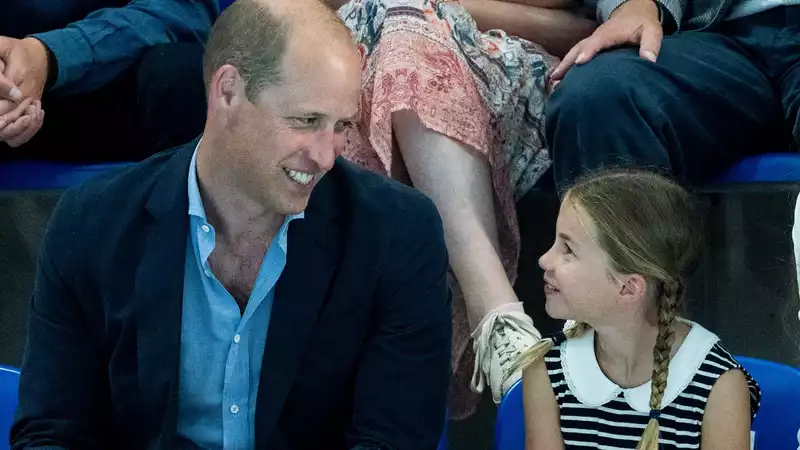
[544,7,799,190]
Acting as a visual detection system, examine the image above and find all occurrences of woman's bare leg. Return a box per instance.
[392,110,517,326]
[392,109,540,403]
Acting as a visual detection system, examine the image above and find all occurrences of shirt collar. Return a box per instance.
[561,319,720,412]
[187,142,206,220]
[187,141,305,229]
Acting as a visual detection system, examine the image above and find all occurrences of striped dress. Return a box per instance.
[544,321,761,449]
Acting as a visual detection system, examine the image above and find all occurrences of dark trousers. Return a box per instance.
[0,42,207,162]
[543,5,800,192]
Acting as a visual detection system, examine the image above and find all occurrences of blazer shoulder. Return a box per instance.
[48,150,177,239]
[333,158,440,226]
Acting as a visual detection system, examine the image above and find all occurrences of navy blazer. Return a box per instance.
[11,140,451,450]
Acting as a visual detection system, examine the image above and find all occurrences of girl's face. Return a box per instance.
[538,198,636,324]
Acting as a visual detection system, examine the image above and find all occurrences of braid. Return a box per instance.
[513,322,591,373]
[636,279,682,450]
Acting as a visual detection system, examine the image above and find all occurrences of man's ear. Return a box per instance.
[209,64,246,111]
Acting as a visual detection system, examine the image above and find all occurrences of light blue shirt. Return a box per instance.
[176,147,304,450]
[726,0,798,20]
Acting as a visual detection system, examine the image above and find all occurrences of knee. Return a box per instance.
[546,49,655,128]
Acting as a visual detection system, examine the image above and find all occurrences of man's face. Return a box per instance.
[223,44,360,215]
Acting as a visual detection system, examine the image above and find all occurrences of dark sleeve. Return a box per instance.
[31,0,217,95]
[345,197,451,450]
[10,190,109,450]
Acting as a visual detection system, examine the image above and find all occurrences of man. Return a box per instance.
[0,0,216,161]
[543,0,798,191]
[10,0,451,448]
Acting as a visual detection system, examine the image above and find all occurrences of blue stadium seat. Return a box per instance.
[4,151,796,192]
[738,356,800,450]
[0,161,132,190]
[494,379,523,450]
[0,366,20,450]
[714,153,800,183]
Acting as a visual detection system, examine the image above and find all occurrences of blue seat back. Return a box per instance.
[0,161,132,190]
[738,356,800,450]
[0,366,20,450]
[494,380,524,450]
[715,153,800,183]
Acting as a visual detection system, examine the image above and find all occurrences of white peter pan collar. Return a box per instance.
[561,319,720,413]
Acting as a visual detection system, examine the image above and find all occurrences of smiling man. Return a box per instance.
[10,0,451,449]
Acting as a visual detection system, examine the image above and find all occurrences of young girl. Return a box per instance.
[519,169,761,449]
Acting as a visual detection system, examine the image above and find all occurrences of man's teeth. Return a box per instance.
[285,169,314,185]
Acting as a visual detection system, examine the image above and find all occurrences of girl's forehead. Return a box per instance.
[559,199,596,243]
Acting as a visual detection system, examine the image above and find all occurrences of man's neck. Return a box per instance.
[196,141,284,250]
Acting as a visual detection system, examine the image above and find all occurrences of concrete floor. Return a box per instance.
[2,185,799,450]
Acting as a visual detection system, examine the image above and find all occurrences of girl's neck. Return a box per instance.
[591,319,691,388]
[592,321,659,388]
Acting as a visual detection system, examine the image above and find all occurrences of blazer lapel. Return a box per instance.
[255,168,344,446]
[134,141,196,447]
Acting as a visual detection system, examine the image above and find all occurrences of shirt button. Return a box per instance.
[233,334,241,344]
[230,404,240,414]
[201,224,210,233]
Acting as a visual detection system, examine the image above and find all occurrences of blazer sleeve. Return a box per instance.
[345,196,451,450]
[10,189,110,450]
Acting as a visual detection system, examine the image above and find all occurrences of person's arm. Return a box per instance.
[462,0,596,58]
[30,0,217,96]
[10,190,109,450]
[522,359,565,450]
[345,197,451,450]
[700,369,753,450]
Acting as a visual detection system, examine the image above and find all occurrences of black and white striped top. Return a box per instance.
[545,321,761,449]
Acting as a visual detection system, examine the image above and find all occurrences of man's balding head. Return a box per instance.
[198,0,360,218]
[203,0,353,101]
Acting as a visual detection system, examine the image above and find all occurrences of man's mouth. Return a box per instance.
[284,168,314,186]
[544,280,560,294]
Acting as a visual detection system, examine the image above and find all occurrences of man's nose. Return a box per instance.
[310,130,337,171]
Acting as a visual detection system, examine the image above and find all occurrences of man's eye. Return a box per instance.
[292,117,318,127]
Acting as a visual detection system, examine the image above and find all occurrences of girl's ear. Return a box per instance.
[618,273,648,304]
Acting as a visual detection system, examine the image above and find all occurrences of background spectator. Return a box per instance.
[0,0,218,162]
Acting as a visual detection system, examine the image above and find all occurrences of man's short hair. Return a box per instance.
[202,0,290,101]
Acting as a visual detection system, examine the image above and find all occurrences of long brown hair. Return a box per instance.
[517,169,705,450]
